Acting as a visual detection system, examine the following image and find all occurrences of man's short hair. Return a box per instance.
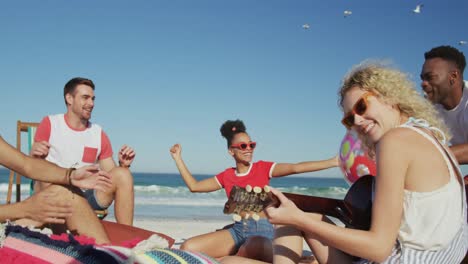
[63,77,95,105]
[424,45,466,73]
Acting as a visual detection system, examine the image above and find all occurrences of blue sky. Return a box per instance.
[1,0,467,177]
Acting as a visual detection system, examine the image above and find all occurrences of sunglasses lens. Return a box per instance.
[249,143,256,149]
[343,115,354,128]
[354,98,367,115]
[240,143,248,150]
[342,95,371,128]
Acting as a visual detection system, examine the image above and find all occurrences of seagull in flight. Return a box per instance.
[459,41,467,46]
[302,23,310,30]
[344,10,352,17]
[413,4,423,14]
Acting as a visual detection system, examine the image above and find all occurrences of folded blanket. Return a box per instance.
[0,224,219,264]
[1,225,121,264]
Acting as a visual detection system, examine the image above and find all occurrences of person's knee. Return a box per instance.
[43,184,88,208]
[45,184,67,193]
[44,184,75,197]
[180,239,198,251]
[110,167,134,187]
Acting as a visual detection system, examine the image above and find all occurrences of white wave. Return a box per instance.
[0,183,31,192]
[0,183,349,206]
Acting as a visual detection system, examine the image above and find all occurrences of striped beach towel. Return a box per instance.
[0,224,220,264]
[135,248,220,264]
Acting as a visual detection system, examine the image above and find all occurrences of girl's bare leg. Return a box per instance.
[181,229,237,258]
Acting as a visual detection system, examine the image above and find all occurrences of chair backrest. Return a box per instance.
[6,121,39,204]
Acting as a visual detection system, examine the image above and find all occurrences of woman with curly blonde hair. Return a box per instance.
[338,62,451,157]
[222,62,468,264]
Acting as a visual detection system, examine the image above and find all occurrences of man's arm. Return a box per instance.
[99,157,117,172]
[450,143,468,165]
[99,131,136,171]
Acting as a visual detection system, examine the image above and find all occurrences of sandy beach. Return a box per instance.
[131,218,233,248]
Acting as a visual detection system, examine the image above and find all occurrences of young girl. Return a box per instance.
[169,119,338,260]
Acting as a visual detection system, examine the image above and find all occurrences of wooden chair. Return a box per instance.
[6,120,107,218]
[6,121,38,204]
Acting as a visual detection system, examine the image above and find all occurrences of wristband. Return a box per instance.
[119,161,130,168]
[66,168,77,186]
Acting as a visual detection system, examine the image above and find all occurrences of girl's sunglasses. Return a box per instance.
[231,142,257,150]
[341,92,376,128]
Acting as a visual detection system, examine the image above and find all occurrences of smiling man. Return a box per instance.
[421,46,468,165]
[31,77,136,225]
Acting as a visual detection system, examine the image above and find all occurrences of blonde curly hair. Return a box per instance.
[338,61,451,154]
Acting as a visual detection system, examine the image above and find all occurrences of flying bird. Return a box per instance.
[302,23,310,30]
[344,10,352,17]
[413,4,423,14]
[459,41,467,46]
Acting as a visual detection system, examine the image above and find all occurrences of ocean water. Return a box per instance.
[0,169,349,221]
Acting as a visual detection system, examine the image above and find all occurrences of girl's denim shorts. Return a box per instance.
[228,218,274,250]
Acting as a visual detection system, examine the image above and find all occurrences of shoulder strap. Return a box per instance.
[402,125,465,192]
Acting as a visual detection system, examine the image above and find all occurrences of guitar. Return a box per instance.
[224,175,374,230]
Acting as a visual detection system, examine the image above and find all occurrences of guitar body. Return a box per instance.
[224,175,374,230]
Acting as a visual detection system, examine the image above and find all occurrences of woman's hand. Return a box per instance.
[332,154,340,167]
[265,187,304,226]
[23,189,72,224]
[170,144,182,160]
[71,165,113,192]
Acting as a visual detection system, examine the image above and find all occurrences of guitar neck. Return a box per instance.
[283,193,346,220]
[224,176,373,230]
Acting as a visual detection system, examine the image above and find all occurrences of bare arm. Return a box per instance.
[99,156,117,172]
[1,137,112,190]
[450,143,468,165]
[272,155,338,178]
[98,145,136,171]
[1,136,72,185]
[170,144,222,193]
[266,129,409,262]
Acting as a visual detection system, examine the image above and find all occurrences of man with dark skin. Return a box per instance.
[421,46,468,167]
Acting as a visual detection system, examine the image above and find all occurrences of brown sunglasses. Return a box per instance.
[341,92,376,128]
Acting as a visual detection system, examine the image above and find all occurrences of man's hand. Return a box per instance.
[71,165,113,192]
[31,141,50,158]
[118,145,135,168]
[23,189,72,224]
